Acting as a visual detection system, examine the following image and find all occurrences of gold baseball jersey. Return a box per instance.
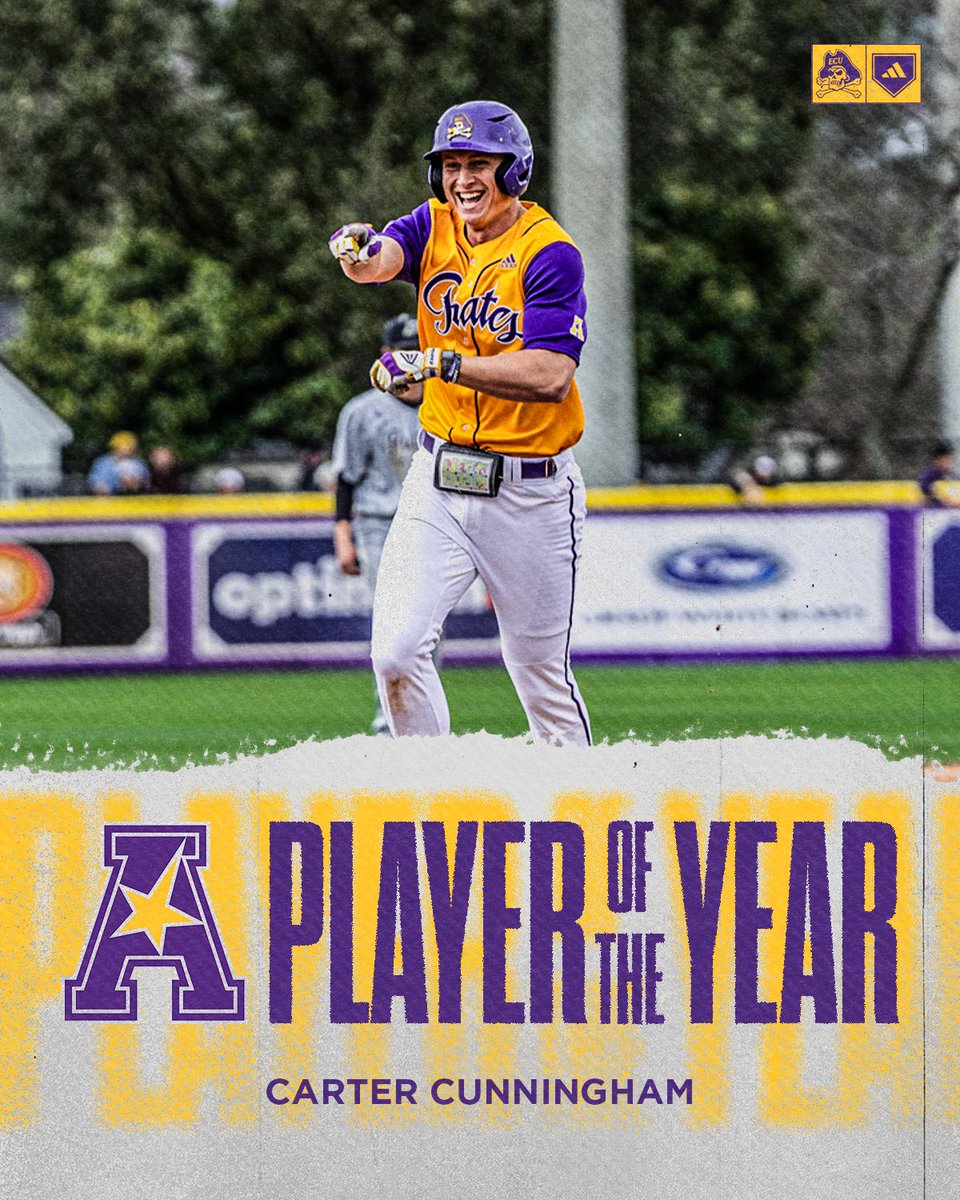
[383,199,587,457]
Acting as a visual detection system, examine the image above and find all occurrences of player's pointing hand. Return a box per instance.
[328,222,382,265]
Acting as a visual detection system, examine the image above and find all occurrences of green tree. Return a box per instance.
[0,0,224,269]
[7,225,346,465]
[2,0,552,464]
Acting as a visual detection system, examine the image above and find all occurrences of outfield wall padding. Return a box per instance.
[0,501,956,673]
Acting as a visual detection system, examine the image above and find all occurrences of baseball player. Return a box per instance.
[329,99,591,747]
[332,313,426,733]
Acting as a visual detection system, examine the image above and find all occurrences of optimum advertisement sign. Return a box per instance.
[192,521,499,663]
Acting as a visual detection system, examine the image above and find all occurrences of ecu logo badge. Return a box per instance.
[815,49,863,99]
[447,112,473,140]
[812,43,921,104]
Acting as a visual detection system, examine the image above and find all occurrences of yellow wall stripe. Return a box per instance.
[0,480,930,524]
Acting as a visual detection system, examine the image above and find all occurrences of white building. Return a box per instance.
[0,362,73,498]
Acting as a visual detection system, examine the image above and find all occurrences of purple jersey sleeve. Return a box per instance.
[521,242,587,363]
[382,202,433,286]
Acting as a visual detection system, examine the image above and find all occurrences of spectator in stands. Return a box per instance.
[918,441,959,507]
[87,431,150,495]
[148,446,185,494]
[215,467,246,494]
[730,453,779,506]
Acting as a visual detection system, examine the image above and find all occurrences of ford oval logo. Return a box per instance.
[657,543,785,590]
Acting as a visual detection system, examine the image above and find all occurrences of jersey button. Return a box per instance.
[461,424,471,432]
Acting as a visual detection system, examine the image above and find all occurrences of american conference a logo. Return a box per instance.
[64,825,245,1021]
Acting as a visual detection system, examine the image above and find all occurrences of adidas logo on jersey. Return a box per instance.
[500,253,517,269]
[881,60,907,78]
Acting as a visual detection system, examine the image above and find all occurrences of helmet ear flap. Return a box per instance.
[427,158,446,203]
[494,158,512,196]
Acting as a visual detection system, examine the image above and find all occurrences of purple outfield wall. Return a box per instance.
[0,495,955,676]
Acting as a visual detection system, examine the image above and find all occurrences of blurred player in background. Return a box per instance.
[332,313,425,734]
[329,100,591,746]
[917,441,959,507]
[87,431,150,495]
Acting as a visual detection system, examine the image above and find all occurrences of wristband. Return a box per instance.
[335,476,355,523]
[440,351,463,385]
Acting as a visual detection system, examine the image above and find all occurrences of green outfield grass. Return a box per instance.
[0,658,958,771]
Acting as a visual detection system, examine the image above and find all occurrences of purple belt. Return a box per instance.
[419,431,558,479]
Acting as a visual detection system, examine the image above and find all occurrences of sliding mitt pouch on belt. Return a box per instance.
[433,443,505,496]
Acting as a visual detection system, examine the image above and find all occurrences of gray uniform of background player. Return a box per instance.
[332,387,422,583]
[331,314,424,731]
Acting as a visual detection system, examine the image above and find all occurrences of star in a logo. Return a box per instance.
[112,849,198,952]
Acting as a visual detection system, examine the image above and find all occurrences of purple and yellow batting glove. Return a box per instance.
[369,349,462,395]
[328,222,382,265]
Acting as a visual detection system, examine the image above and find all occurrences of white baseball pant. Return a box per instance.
[370,445,592,746]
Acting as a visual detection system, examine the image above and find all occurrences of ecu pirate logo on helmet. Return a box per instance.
[447,112,474,140]
[816,50,863,98]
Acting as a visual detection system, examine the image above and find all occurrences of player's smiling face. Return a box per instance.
[441,151,522,244]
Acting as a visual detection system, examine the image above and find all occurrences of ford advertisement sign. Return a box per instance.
[657,543,786,590]
[574,512,892,655]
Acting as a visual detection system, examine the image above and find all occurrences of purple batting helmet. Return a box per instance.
[425,101,534,202]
